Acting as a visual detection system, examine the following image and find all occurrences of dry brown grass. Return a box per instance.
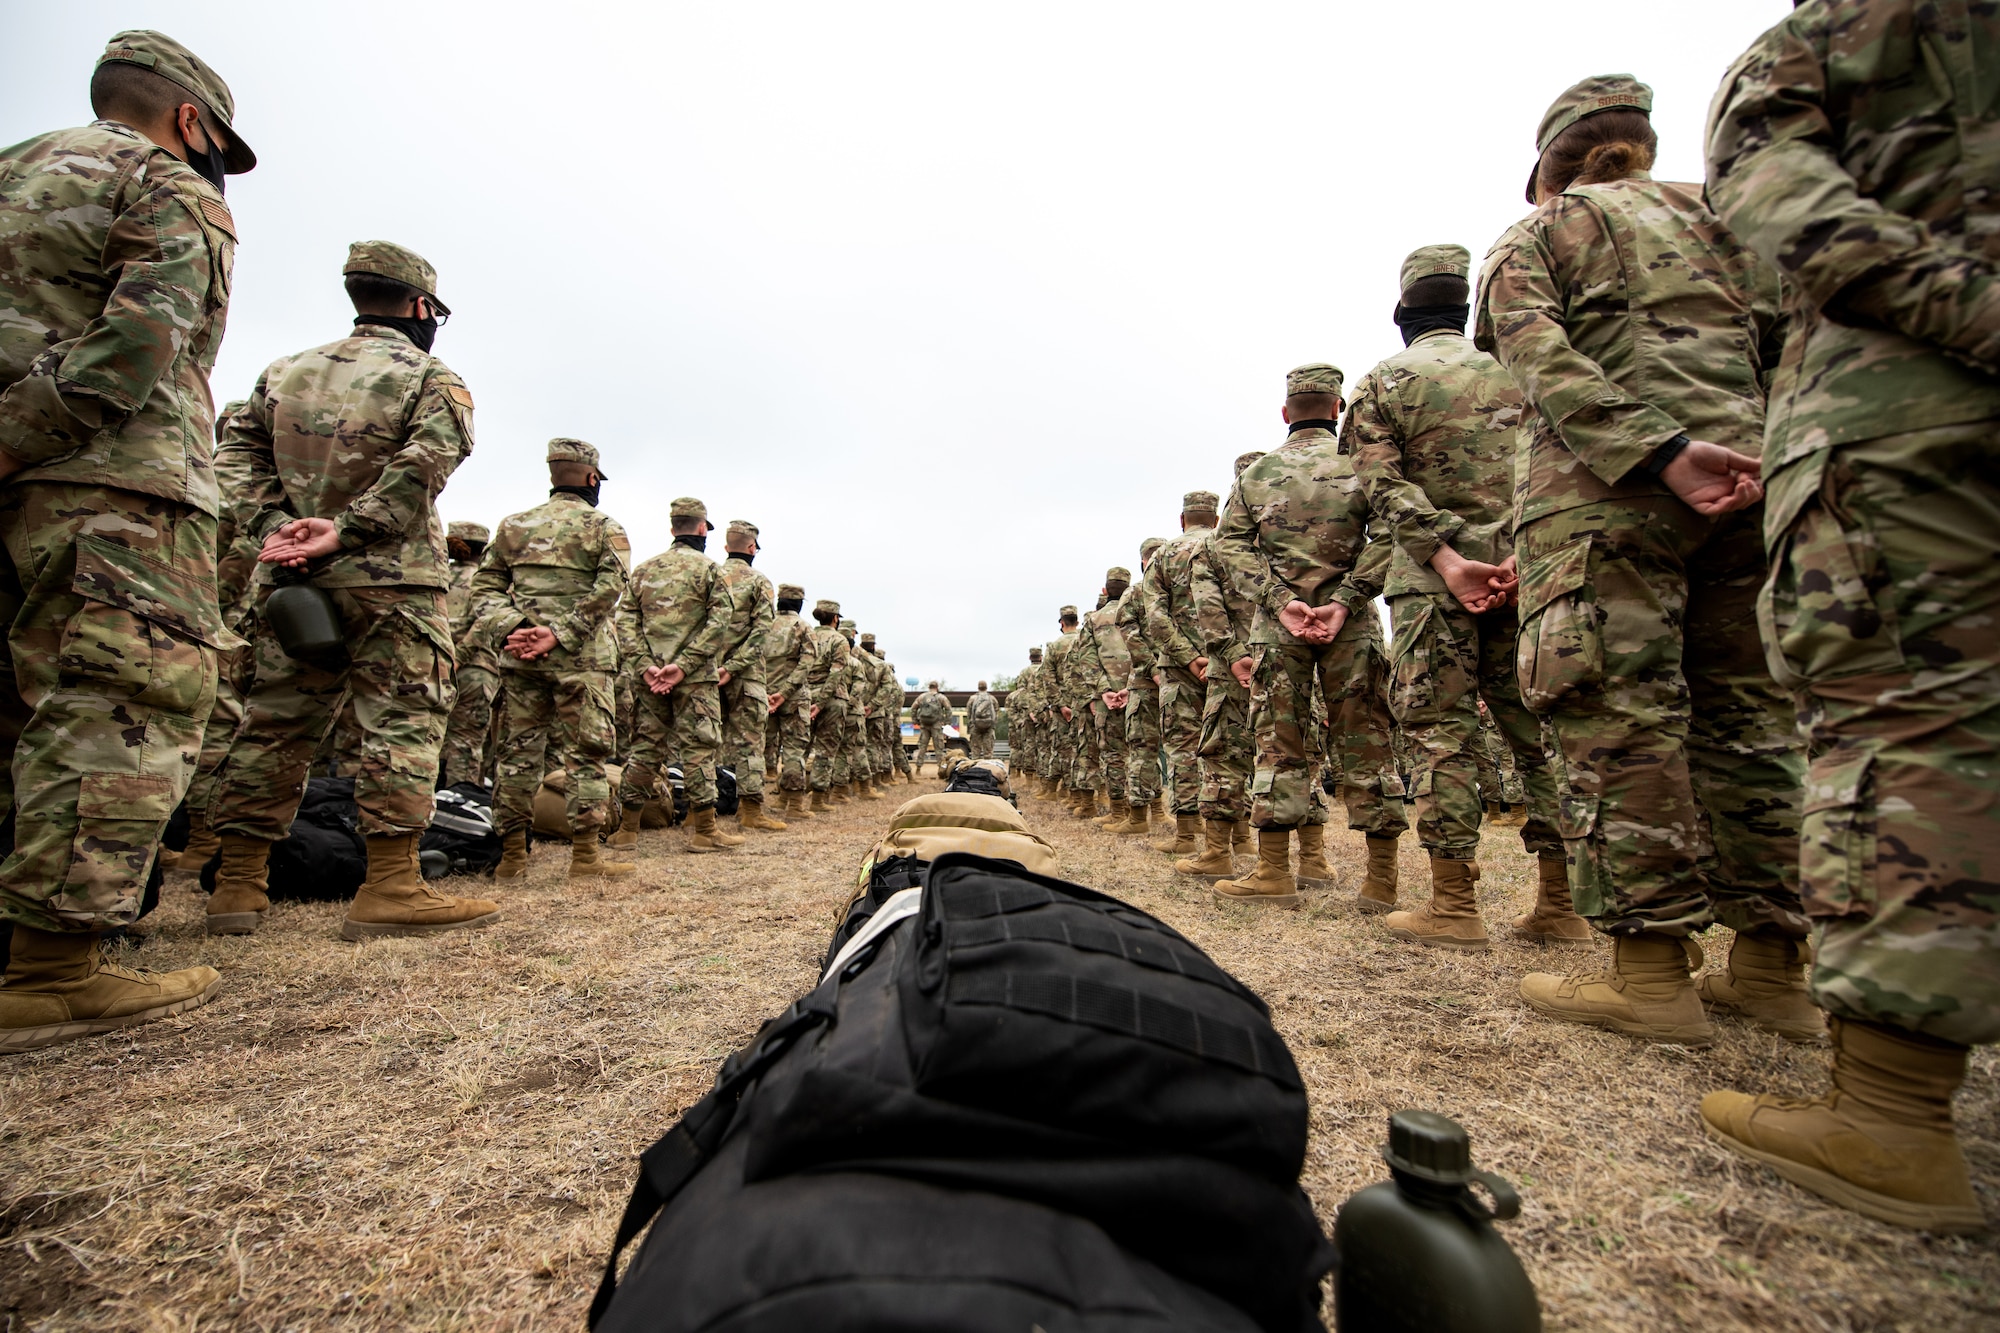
[2,782,1995,1330]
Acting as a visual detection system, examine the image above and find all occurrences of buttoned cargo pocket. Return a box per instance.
[1759,476,1905,690]
[1554,791,1607,918]
[1516,539,1599,714]
[63,539,218,718]
[1799,749,1877,920]
[60,771,181,916]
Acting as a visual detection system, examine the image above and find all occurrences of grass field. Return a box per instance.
[3,778,1995,1330]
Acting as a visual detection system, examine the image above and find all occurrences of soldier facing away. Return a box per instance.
[910,680,954,775]
[714,519,785,832]
[1110,537,1168,834]
[762,582,815,818]
[1145,491,1221,856]
[205,240,499,942]
[966,681,999,759]
[474,438,633,879]
[0,31,252,1049]
[1699,0,2000,1234]
[437,519,498,788]
[802,598,851,808]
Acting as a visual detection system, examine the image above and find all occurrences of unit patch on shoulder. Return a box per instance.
[445,385,475,409]
[197,197,236,241]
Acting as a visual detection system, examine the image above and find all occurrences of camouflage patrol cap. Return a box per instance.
[1105,567,1131,586]
[447,521,490,544]
[815,598,840,616]
[545,437,608,479]
[344,241,449,316]
[839,618,856,632]
[1059,604,1079,619]
[98,31,255,173]
[1182,489,1219,514]
[1029,646,1043,660]
[1139,537,1166,563]
[669,497,708,520]
[1234,451,1267,477]
[860,632,876,646]
[1530,74,1653,202]
[725,519,759,547]
[1399,244,1471,297]
[776,582,805,601]
[1286,363,1344,398]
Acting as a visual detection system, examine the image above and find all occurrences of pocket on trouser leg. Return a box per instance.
[1516,539,1600,714]
[1758,468,1906,691]
[1555,792,1604,919]
[54,771,180,920]
[1799,749,1877,920]
[1388,599,1443,725]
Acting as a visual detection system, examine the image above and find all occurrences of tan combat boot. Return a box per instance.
[1173,819,1238,882]
[1697,928,1826,1044]
[1214,830,1300,909]
[0,926,221,1054]
[1070,789,1097,819]
[1519,932,1714,1046]
[570,828,636,878]
[1701,1018,1984,1233]
[1095,800,1127,829]
[687,805,745,852]
[178,808,222,870]
[787,789,817,820]
[1149,795,1166,823]
[763,768,778,789]
[342,834,501,941]
[810,789,832,813]
[1229,820,1250,854]
[829,783,852,806]
[1355,834,1399,914]
[737,795,788,832]
[605,803,641,851]
[1512,856,1590,944]
[1105,803,1151,836]
[494,829,531,879]
[1154,814,1200,857]
[1294,823,1334,889]
[1384,856,1490,950]
[205,834,273,936]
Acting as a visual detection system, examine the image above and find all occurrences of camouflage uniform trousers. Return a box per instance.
[915,722,948,771]
[1089,698,1128,804]
[186,639,254,816]
[890,717,912,776]
[968,725,996,760]
[213,585,454,840]
[1386,594,1561,862]
[719,675,769,802]
[870,714,897,778]
[625,679,724,811]
[1067,707,1103,794]
[1158,666,1204,815]
[0,483,220,930]
[1122,684,1162,805]
[768,698,811,792]
[808,699,849,792]
[844,710,871,786]
[1761,421,2000,1047]
[493,668,617,835]
[1249,621,1408,837]
[1197,673,1254,823]
[614,671,637,767]
[438,663,501,787]
[1515,497,1805,939]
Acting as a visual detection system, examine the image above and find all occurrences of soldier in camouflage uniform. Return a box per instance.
[803,598,851,807]
[715,519,784,831]
[1211,365,1410,910]
[1699,0,2000,1233]
[614,497,744,853]
[1073,569,1134,819]
[1117,538,1167,829]
[1146,492,1220,854]
[762,583,814,817]
[474,438,632,879]
[208,240,499,943]
[839,619,879,800]
[0,32,249,1048]
[1044,607,1084,806]
[862,636,902,785]
[966,681,1000,760]
[877,641,914,783]
[437,519,498,787]
[1345,243,1580,945]
[910,680,954,775]
[1477,75,1806,1045]
[1012,647,1046,794]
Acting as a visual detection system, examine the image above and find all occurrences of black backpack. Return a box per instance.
[199,775,366,900]
[943,763,1012,804]
[421,782,504,877]
[665,766,738,820]
[592,853,1332,1333]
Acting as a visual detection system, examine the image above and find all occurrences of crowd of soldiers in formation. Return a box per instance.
[2,5,1997,1239]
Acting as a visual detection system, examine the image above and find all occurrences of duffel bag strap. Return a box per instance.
[588,981,840,1327]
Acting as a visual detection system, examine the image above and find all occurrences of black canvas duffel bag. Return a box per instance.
[593,852,1332,1333]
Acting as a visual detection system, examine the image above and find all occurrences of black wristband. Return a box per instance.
[1643,433,1691,477]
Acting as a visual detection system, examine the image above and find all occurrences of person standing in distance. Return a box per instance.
[715,519,784,831]
[762,583,815,819]
[437,520,499,788]
[0,31,252,1049]
[966,681,999,760]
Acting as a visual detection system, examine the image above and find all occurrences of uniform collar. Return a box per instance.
[351,321,417,349]
[1412,327,1467,346]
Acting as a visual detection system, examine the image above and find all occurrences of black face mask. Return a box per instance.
[673,533,708,552]
[1393,302,1470,347]
[551,483,600,508]
[181,125,228,195]
[355,313,439,354]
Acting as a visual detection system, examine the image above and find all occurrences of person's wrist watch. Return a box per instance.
[1643,432,1691,477]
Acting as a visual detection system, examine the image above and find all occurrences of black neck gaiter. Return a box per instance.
[355,313,438,354]
[1287,419,1339,434]
[727,551,754,565]
[1393,303,1469,346]
[674,533,708,552]
[551,484,599,507]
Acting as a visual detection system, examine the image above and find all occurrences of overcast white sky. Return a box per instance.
[7,0,1790,689]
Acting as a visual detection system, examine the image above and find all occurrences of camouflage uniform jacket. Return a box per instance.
[847,645,874,715]
[716,554,775,688]
[1475,173,1785,527]
[1189,529,1262,667]
[1342,330,1524,597]
[472,493,630,673]
[1214,428,1387,644]
[912,689,953,724]
[874,659,903,718]
[446,559,480,640]
[1043,631,1080,714]
[804,624,851,702]
[1145,525,1213,673]
[1115,582,1157,679]
[968,689,1000,727]
[1074,602,1134,694]
[1705,0,2000,473]
[764,610,812,707]
[616,541,730,683]
[0,122,234,517]
[219,322,475,588]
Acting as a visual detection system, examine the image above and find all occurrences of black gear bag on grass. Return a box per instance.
[198,775,365,901]
[592,852,1333,1332]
